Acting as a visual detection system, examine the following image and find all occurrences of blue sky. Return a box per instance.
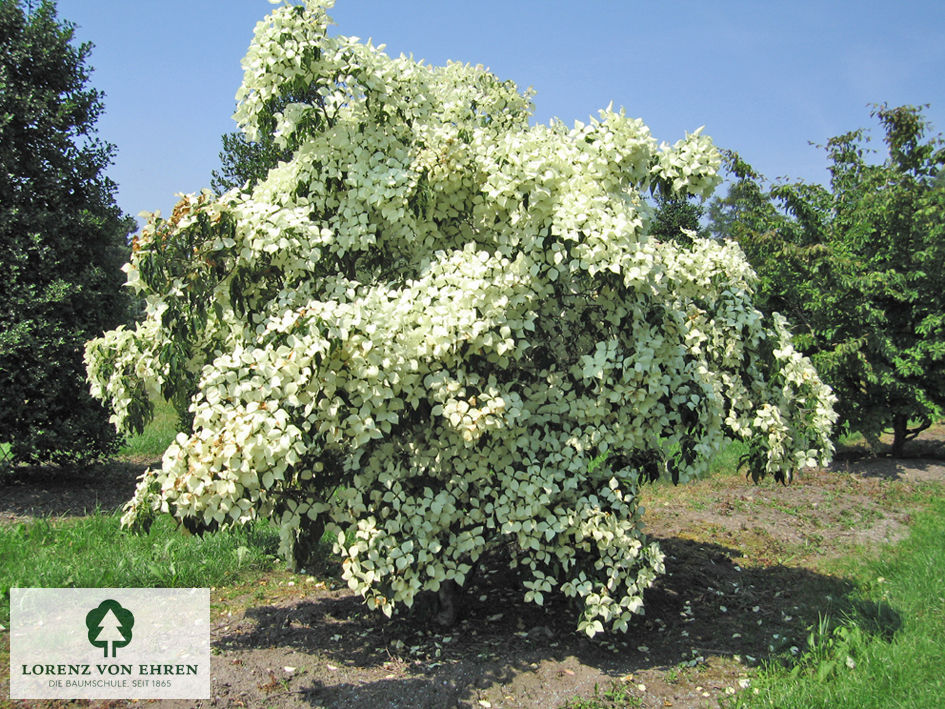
[56,0,945,223]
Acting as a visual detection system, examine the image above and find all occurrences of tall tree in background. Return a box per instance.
[711,105,945,455]
[210,126,290,195]
[649,194,705,246]
[211,84,322,194]
[0,0,132,469]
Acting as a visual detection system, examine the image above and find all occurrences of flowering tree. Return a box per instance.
[86,0,835,635]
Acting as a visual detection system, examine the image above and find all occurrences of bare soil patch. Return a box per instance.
[2,427,944,709]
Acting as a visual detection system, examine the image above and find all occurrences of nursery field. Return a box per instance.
[2,2,943,708]
[2,427,944,708]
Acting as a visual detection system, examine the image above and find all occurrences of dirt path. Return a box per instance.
[2,430,944,709]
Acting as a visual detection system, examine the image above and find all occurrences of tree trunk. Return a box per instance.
[891,413,908,458]
[435,580,459,627]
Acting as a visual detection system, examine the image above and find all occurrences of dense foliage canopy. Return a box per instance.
[0,0,131,469]
[712,105,945,454]
[87,0,835,634]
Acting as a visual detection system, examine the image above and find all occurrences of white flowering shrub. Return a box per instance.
[85,0,836,635]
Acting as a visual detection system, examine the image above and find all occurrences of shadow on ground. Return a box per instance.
[211,537,901,708]
[0,461,150,521]
[833,429,945,466]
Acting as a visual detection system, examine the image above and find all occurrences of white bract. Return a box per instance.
[85,0,835,636]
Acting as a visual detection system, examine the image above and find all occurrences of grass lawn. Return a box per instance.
[0,512,279,627]
[117,397,178,460]
[734,492,945,708]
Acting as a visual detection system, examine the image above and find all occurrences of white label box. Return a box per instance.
[10,588,210,699]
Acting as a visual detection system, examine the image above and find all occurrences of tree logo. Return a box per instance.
[85,600,134,658]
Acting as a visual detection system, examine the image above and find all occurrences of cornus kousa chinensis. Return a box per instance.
[86,0,835,636]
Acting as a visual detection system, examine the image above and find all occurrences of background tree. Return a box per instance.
[210,127,289,195]
[649,193,705,246]
[711,105,945,455]
[0,0,132,470]
[211,85,323,194]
